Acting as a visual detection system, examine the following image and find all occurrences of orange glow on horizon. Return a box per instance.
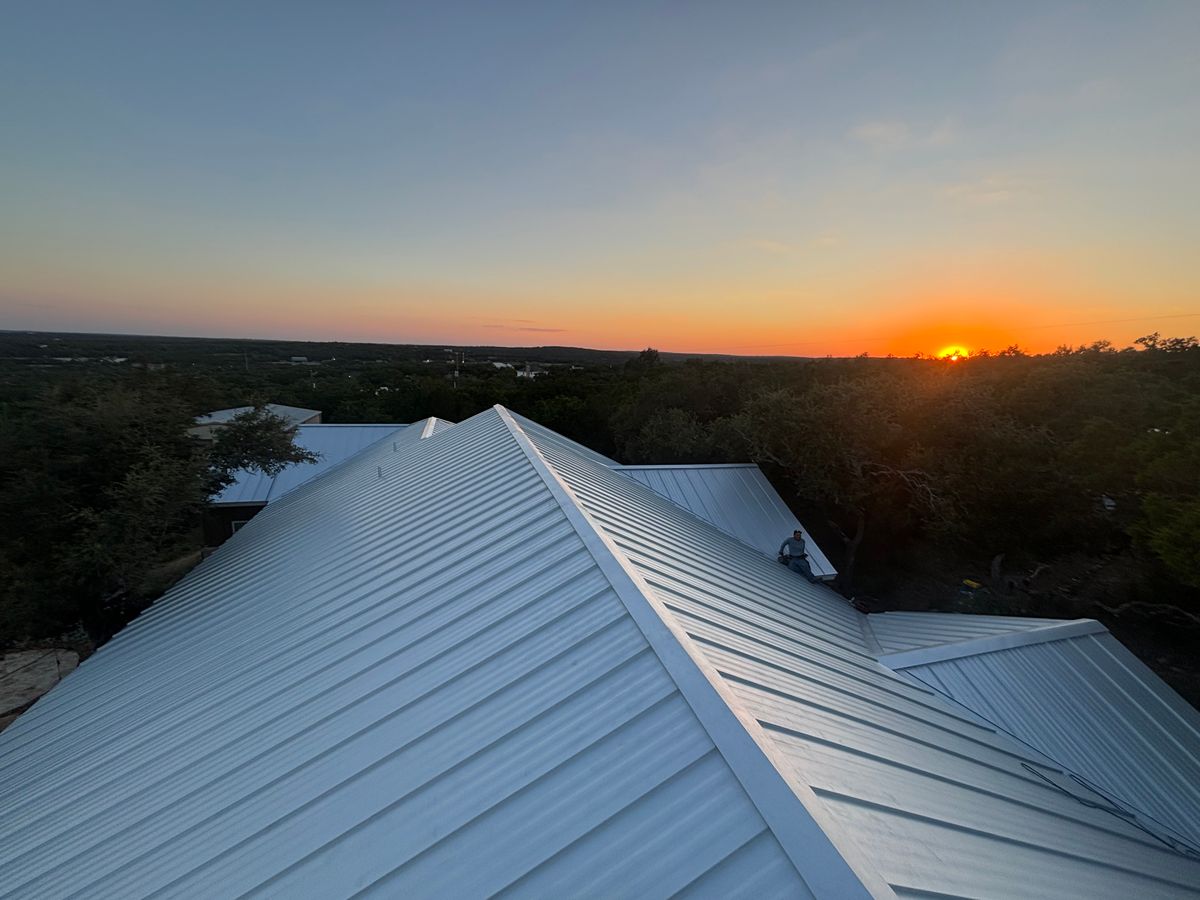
[9,271,1191,359]
[937,345,969,361]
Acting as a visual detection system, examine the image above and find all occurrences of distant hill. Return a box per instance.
[0,331,811,366]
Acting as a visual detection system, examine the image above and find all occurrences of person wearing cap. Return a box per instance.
[778,529,817,583]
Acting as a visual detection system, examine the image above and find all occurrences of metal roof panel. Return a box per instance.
[523,422,1200,898]
[0,409,811,898]
[211,423,410,504]
[618,464,837,580]
[896,631,1200,854]
[866,610,1065,655]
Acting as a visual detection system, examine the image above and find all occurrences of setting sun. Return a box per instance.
[937,345,969,361]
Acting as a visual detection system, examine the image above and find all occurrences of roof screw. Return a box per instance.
[377,466,383,478]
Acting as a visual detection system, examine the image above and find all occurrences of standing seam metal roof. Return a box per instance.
[211,423,412,505]
[0,408,816,898]
[866,610,1066,655]
[1,406,1198,898]
[886,623,1200,855]
[195,404,321,427]
[519,416,1200,899]
[616,464,836,579]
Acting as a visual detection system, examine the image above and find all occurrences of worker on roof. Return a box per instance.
[779,529,818,583]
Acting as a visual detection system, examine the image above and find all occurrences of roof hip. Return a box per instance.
[495,405,891,900]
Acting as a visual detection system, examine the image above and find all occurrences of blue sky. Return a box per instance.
[3,1,1198,353]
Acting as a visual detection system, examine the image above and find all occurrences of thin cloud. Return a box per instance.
[481,322,566,333]
[850,117,958,150]
[850,120,912,149]
[745,231,842,256]
[944,173,1038,206]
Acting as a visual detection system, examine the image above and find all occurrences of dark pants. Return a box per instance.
[787,556,817,583]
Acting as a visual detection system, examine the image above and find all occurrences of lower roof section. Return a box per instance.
[865,610,1068,656]
[210,422,409,505]
[617,464,837,580]
[890,624,1200,856]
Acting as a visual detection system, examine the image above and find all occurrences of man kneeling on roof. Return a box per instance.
[779,529,818,583]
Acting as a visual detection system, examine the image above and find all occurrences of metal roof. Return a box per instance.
[512,414,836,577]
[2,406,1198,898]
[0,409,816,898]
[880,617,1200,855]
[617,464,836,580]
[865,610,1064,655]
[422,416,456,436]
[195,403,322,427]
[518,416,1200,898]
[211,423,411,505]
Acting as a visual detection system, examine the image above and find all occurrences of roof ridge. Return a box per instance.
[495,405,890,900]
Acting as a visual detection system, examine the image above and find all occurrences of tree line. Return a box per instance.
[1,335,1197,700]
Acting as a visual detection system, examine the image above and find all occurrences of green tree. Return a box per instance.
[0,382,315,642]
[1134,400,1200,590]
[734,376,947,591]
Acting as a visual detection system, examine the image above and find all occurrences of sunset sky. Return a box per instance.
[3,1,1198,356]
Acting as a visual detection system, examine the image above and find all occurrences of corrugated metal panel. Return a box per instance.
[897,632,1200,854]
[867,611,1065,654]
[212,423,409,504]
[0,409,810,898]
[618,464,836,579]
[522,424,1200,898]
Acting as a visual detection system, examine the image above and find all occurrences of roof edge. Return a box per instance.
[290,423,409,429]
[614,463,760,470]
[877,618,1108,670]
[495,405,891,900]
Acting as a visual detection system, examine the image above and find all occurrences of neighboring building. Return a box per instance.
[2,407,1198,897]
[189,403,322,440]
[516,364,547,379]
[202,420,453,544]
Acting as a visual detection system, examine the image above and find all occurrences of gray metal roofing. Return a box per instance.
[520,420,1200,898]
[2,406,1198,898]
[617,464,837,579]
[195,403,321,426]
[866,610,1063,655]
[211,423,409,504]
[891,626,1200,856]
[0,408,816,898]
[511,413,837,577]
